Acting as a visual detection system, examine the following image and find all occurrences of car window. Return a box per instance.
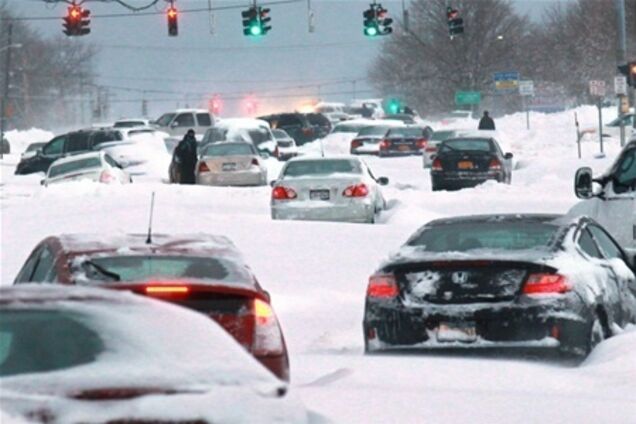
[577,228,603,258]
[387,127,425,138]
[66,133,91,153]
[203,143,255,156]
[49,157,102,178]
[306,114,330,127]
[613,148,636,192]
[431,131,456,142]
[91,131,122,148]
[272,129,289,139]
[247,128,272,146]
[333,124,365,133]
[104,154,119,168]
[42,136,65,156]
[14,248,42,283]
[588,225,624,260]
[283,159,362,177]
[114,121,145,128]
[156,113,176,126]
[277,115,303,127]
[196,113,212,127]
[30,246,55,282]
[440,139,493,153]
[358,126,390,137]
[175,113,195,127]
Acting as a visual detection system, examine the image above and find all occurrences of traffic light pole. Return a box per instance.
[1,22,13,160]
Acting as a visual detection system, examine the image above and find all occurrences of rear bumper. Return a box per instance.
[197,170,266,186]
[256,354,290,382]
[272,200,374,223]
[379,149,422,157]
[432,171,504,188]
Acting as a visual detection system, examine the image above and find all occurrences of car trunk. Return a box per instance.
[385,137,420,153]
[281,175,364,204]
[438,151,495,172]
[202,155,257,173]
[48,168,102,184]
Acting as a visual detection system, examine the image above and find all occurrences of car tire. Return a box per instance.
[587,314,606,354]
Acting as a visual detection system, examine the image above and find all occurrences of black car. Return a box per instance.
[258,113,320,146]
[15,129,123,175]
[431,137,513,191]
[378,126,434,157]
[363,214,636,357]
[304,113,332,138]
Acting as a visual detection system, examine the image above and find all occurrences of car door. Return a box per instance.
[38,135,67,172]
[104,154,128,183]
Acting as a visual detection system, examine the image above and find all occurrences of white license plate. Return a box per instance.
[436,322,477,342]
[222,163,237,171]
[310,190,330,201]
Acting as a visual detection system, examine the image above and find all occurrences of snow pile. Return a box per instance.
[3,128,54,154]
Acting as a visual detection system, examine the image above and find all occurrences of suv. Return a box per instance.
[154,109,214,138]
[15,129,123,175]
[258,113,320,146]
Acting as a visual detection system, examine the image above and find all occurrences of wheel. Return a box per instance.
[587,315,606,354]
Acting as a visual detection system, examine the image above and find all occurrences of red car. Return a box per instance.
[13,233,290,381]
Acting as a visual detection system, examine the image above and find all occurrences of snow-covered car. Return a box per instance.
[422,129,463,168]
[377,125,434,157]
[93,127,170,169]
[153,109,214,139]
[349,121,405,155]
[13,233,290,381]
[202,118,278,158]
[0,285,310,423]
[271,156,388,224]
[571,136,636,253]
[272,129,299,161]
[113,118,152,128]
[196,141,268,186]
[20,141,47,160]
[43,151,131,187]
[363,214,636,356]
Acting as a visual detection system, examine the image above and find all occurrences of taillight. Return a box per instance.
[416,138,428,149]
[432,158,443,171]
[99,171,116,183]
[274,146,279,158]
[251,158,259,166]
[252,298,284,356]
[145,285,190,295]
[489,158,502,171]
[351,139,363,149]
[367,275,398,299]
[425,146,437,153]
[198,162,210,173]
[272,186,297,200]
[302,127,314,136]
[379,139,390,150]
[522,273,571,295]
[343,183,369,197]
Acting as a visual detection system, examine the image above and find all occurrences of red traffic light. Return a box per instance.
[167,6,178,36]
[167,7,178,19]
[447,7,459,20]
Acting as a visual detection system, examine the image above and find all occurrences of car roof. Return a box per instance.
[174,108,209,114]
[425,214,565,227]
[216,118,271,129]
[50,151,104,166]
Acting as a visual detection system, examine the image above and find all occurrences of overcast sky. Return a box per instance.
[9,0,566,118]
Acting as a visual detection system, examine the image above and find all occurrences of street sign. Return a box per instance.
[589,80,606,97]
[519,80,534,96]
[614,76,627,96]
[455,91,481,105]
[494,71,519,91]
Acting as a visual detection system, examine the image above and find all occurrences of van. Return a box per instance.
[153,109,214,138]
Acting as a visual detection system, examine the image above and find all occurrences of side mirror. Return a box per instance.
[269,180,277,187]
[504,152,513,160]
[574,167,594,199]
[170,121,179,128]
[377,176,389,186]
[40,179,45,186]
[260,151,270,159]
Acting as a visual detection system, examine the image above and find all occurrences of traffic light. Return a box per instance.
[167,6,178,36]
[209,96,222,115]
[242,6,271,37]
[376,5,393,35]
[363,7,379,37]
[63,5,90,37]
[386,98,402,114]
[363,4,392,37]
[259,7,272,35]
[447,7,464,37]
[618,61,636,87]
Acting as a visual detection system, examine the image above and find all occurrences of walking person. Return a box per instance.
[478,111,496,130]
[174,129,198,184]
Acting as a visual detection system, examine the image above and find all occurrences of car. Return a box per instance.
[331,119,377,135]
[422,129,463,168]
[304,113,333,138]
[205,118,278,157]
[196,141,268,186]
[153,108,214,139]
[13,233,290,381]
[272,128,299,161]
[95,127,171,169]
[113,118,152,128]
[431,137,513,191]
[43,151,131,186]
[258,113,320,146]
[1,137,10,154]
[20,141,47,160]
[571,136,636,252]
[14,129,124,175]
[0,285,310,423]
[349,122,404,155]
[377,125,434,157]
[382,113,417,124]
[363,214,636,357]
[271,156,389,224]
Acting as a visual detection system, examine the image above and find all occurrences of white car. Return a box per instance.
[271,155,389,224]
[96,127,171,169]
[43,151,131,186]
[153,108,214,139]
[196,141,268,186]
[201,118,278,158]
[272,129,299,161]
[113,118,152,128]
[349,121,405,155]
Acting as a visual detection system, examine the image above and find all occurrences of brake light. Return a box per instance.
[425,146,438,153]
[198,162,210,173]
[302,127,314,136]
[351,139,363,149]
[489,158,502,171]
[379,139,390,150]
[99,171,116,183]
[274,146,280,158]
[367,275,398,299]
[251,158,259,166]
[145,285,190,295]
[252,298,284,356]
[416,138,428,149]
[522,273,571,295]
[432,158,443,171]
[272,186,297,200]
[343,183,369,197]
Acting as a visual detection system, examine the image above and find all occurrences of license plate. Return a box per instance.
[436,322,477,343]
[457,160,473,170]
[398,145,411,151]
[310,190,330,201]
[222,162,237,171]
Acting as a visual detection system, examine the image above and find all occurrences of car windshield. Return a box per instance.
[203,143,255,156]
[357,126,389,137]
[155,113,175,127]
[440,139,493,153]
[431,131,457,141]
[0,310,104,377]
[114,121,145,128]
[49,157,102,178]
[283,159,362,177]
[387,127,425,138]
[246,128,272,146]
[407,221,560,252]
[272,129,289,139]
[26,143,45,152]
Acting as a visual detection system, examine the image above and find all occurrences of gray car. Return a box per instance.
[196,142,268,187]
[271,156,389,224]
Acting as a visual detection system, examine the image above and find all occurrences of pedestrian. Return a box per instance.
[478,111,496,130]
[174,129,198,184]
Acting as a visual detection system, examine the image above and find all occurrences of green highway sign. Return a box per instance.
[455,91,481,105]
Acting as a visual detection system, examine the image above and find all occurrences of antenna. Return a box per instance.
[146,191,156,244]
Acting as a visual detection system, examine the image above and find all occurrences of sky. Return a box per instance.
[8,0,565,119]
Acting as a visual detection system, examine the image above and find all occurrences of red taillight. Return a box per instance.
[489,158,502,171]
[367,275,398,299]
[522,273,571,295]
[99,171,116,183]
[379,139,390,150]
[416,138,428,149]
[432,158,443,171]
[425,146,438,153]
[252,298,284,356]
[274,146,279,158]
[198,162,210,173]
[272,186,297,200]
[251,158,259,166]
[145,285,190,295]
[343,183,369,197]
[351,139,363,149]
[302,127,314,136]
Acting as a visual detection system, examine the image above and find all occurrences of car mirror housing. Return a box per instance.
[574,167,594,199]
[170,121,179,128]
[260,151,270,159]
[504,152,514,160]
[269,180,277,187]
[377,177,389,186]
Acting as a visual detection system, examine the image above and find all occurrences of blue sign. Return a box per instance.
[493,71,520,90]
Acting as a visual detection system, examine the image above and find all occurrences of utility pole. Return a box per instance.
[615,0,628,144]
[1,22,13,160]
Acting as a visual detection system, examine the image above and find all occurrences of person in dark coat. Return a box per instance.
[174,129,198,184]
[478,111,496,130]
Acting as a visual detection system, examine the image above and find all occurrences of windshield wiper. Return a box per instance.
[82,260,121,282]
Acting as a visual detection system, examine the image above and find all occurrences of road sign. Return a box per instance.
[589,80,606,97]
[614,76,627,96]
[519,80,534,96]
[455,91,481,105]
[494,71,519,91]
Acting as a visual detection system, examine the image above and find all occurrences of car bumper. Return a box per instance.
[379,149,422,157]
[197,170,266,186]
[432,171,504,188]
[256,354,290,382]
[272,200,375,223]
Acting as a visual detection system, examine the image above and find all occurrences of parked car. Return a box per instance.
[271,156,389,224]
[1,137,9,154]
[43,151,131,187]
[202,118,277,157]
[96,127,170,169]
[13,233,290,381]
[350,122,404,155]
[15,129,124,175]
[422,129,462,168]
[196,141,268,186]
[113,118,152,128]
[258,113,319,146]
[0,285,309,422]
[363,214,636,357]
[272,129,299,161]
[378,125,434,157]
[431,137,513,191]
[304,112,333,136]
[153,108,214,139]
[571,136,636,253]
[20,141,47,160]
[331,119,377,135]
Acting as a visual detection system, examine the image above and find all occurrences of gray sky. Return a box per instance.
[9,0,562,118]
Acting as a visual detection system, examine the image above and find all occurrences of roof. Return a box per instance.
[424,214,565,227]
[216,118,271,129]
[174,108,209,114]
[286,154,361,163]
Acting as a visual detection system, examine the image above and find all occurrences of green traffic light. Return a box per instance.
[365,26,378,37]
[250,25,262,36]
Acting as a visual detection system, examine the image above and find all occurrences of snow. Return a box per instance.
[2,105,636,422]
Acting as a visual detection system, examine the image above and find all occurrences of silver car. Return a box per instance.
[196,142,268,186]
[271,156,389,224]
[422,129,462,168]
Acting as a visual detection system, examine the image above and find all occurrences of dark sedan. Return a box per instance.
[363,214,636,357]
[431,137,513,191]
[378,126,434,157]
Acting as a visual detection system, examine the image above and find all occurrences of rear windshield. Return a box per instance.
[284,159,362,177]
[49,157,102,177]
[246,128,272,146]
[332,124,365,133]
[203,143,255,156]
[440,139,493,153]
[306,114,330,126]
[0,310,104,377]
[357,126,389,137]
[77,255,252,284]
[114,121,145,128]
[407,221,559,252]
[431,131,456,141]
[387,127,425,138]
